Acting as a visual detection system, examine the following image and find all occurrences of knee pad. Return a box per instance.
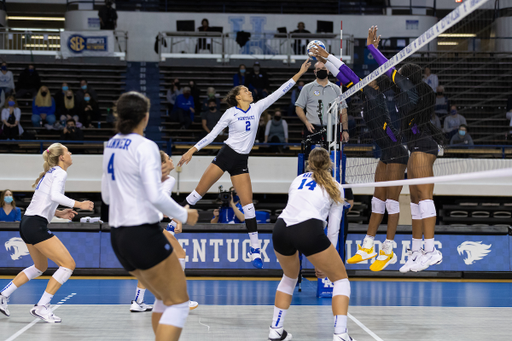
[52,267,73,285]
[371,197,386,214]
[159,301,190,328]
[276,275,298,296]
[410,203,421,220]
[419,199,436,219]
[332,278,350,298]
[153,299,166,313]
[243,203,256,220]
[385,199,400,215]
[23,265,43,281]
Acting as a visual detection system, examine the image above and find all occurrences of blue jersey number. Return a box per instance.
[108,154,116,181]
[245,121,251,131]
[35,175,45,190]
[298,179,317,191]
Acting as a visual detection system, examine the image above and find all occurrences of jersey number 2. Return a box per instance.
[298,179,317,191]
[108,154,116,181]
[245,121,251,131]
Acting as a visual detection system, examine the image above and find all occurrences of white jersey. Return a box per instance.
[195,78,296,154]
[102,133,187,228]
[279,172,344,247]
[25,166,75,223]
[158,176,176,221]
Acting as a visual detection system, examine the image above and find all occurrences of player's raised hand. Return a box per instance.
[299,58,312,74]
[312,43,330,59]
[178,147,196,167]
[367,26,381,48]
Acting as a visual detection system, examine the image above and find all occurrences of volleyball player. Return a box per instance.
[0,143,94,323]
[269,148,354,341]
[131,151,198,312]
[178,59,311,269]
[102,92,198,341]
[311,42,408,271]
[366,26,444,272]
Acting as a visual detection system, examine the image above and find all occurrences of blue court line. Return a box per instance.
[1,279,511,307]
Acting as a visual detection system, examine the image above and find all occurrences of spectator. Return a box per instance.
[443,105,467,140]
[15,64,41,99]
[245,61,269,101]
[291,21,311,55]
[60,118,84,140]
[450,124,474,146]
[0,189,21,222]
[173,87,195,129]
[506,92,512,138]
[55,82,70,115]
[201,98,222,138]
[77,92,100,128]
[98,0,117,30]
[196,18,213,53]
[288,80,304,116]
[0,88,4,109]
[58,90,81,127]
[264,110,288,153]
[75,79,98,105]
[256,110,271,142]
[434,85,449,118]
[189,80,202,113]
[32,86,56,127]
[166,78,182,112]
[1,96,24,139]
[233,64,246,86]
[0,62,15,95]
[201,86,220,112]
[210,188,245,224]
[431,112,442,130]
[423,66,438,92]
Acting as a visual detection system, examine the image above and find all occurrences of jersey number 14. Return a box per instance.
[298,179,317,191]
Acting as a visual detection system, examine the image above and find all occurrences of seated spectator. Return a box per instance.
[16,64,41,99]
[201,99,222,137]
[211,188,245,224]
[58,90,81,127]
[0,88,4,108]
[98,0,117,30]
[291,22,311,55]
[32,86,56,127]
[166,78,182,112]
[256,110,271,142]
[0,189,21,222]
[288,81,304,116]
[0,62,15,95]
[189,80,202,113]
[434,85,449,118]
[75,78,98,105]
[173,87,195,129]
[60,118,84,140]
[233,64,246,87]
[202,87,220,112]
[54,82,70,112]
[1,96,24,139]
[443,105,466,140]
[506,92,512,139]
[77,92,100,128]
[264,110,288,153]
[431,112,442,130]
[450,124,474,146]
[196,18,212,53]
[423,66,438,92]
[245,62,269,101]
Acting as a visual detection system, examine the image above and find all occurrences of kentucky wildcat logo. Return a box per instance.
[5,237,30,260]
[457,241,491,265]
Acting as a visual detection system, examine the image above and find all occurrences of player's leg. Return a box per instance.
[130,281,153,312]
[184,163,224,205]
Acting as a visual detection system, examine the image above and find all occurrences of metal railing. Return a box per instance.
[158,32,354,64]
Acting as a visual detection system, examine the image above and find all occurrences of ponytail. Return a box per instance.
[225,85,243,108]
[307,148,343,204]
[32,143,66,188]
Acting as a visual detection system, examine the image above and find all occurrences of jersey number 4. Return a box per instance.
[108,154,116,181]
[298,179,317,191]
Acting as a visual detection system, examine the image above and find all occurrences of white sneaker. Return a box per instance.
[268,326,292,340]
[411,249,443,272]
[189,300,199,310]
[0,294,10,317]
[399,249,422,273]
[333,332,356,341]
[30,304,61,323]
[130,300,153,312]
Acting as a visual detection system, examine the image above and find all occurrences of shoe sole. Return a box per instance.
[189,305,199,311]
[0,309,9,317]
[347,253,377,264]
[30,309,61,323]
[411,258,443,272]
[370,253,397,272]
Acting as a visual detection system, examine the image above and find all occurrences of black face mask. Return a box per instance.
[274,116,282,121]
[209,106,216,111]
[66,96,73,99]
[316,70,328,80]
[174,82,180,87]
[41,92,48,96]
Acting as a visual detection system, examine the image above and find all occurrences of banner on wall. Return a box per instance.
[60,31,115,58]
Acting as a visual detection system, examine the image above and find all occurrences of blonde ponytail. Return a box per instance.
[307,148,343,204]
[32,143,66,188]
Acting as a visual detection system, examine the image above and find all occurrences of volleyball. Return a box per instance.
[307,40,326,60]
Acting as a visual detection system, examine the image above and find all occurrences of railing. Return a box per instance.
[158,32,354,64]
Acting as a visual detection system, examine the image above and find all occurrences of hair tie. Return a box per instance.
[46,149,49,154]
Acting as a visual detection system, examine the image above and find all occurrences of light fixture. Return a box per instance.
[22,35,61,40]
[7,16,65,22]
[24,44,61,48]
[11,28,64,32]
[439,33,476,38]
[438,42,459,46]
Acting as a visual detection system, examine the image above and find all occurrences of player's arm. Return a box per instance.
[101,172,110,205]
[327,200,344,248]
[51,170,92,210]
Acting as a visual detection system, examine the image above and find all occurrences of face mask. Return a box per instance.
[437,92,443,96]
[62,86,69,91]
[274,116,282,121]
[1,66,7,71]
[254,66,260,72]
[451,110,457,115]
[209,106,216,111]
[4,196,13,203]
[208,93,215,99]
[174,82,180,87]
[298,86,303,90]
[459,130,466,136]
[8,101,15,106]
[81,85,87,90]
[84,97,91,101]
[68,125,75,129]
[66,96,73,100]
[240,69,246,74]
[41,91,48,97]
[184,93,190,98]
[316,69,328,80]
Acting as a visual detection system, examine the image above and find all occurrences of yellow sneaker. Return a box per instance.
[370,250,397,271]
[347,245,377,264]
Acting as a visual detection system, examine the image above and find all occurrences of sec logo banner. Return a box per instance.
[68,35,86,53]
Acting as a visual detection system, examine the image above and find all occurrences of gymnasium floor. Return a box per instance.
[1,277,511,341]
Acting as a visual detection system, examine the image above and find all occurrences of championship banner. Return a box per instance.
[60,31,115,58]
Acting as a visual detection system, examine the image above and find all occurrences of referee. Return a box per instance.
[295,61,349,150]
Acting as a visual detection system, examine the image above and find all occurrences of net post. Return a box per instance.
[340,20,343,60]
